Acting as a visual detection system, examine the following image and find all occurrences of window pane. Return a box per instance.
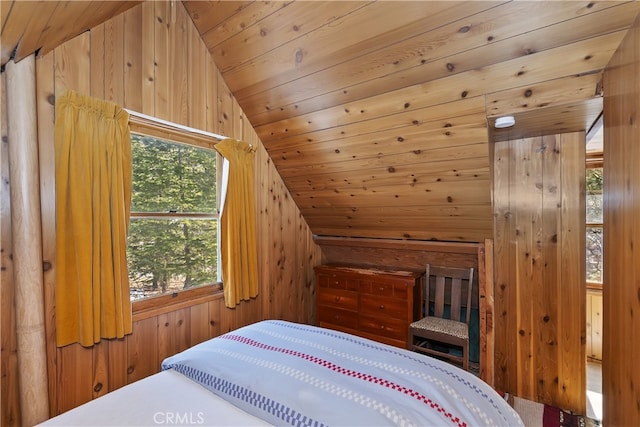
[586,227,603,284]
[128,218,218,301]
[586,167,603,224]
[586,194,603,224]
[131,134,216,213]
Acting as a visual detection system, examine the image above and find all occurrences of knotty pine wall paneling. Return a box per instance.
[1,68,21,427]
[493,132,586,414]
[602,13,640,425]
[0,1,322,421]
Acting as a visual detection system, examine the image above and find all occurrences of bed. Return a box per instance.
[41,320,523,426]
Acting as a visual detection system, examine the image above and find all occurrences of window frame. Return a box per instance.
[128,113,224,316]
[586,153,603,291]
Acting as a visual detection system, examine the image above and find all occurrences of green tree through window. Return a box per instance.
[128,134,218,300]
[586,166,603,284]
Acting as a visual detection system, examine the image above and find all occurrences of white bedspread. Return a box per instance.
[39,368,270,426]
[162,320,523,427]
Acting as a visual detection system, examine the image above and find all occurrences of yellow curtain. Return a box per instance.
[214,138,258,308]
[54,90,132,347]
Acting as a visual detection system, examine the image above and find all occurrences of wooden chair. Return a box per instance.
[408,264,474,370]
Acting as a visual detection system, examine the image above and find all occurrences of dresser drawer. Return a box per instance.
[317,274,359,291]
[358,314,406,341]
[359,294,406,319]
[317,288,358,311]
[318,306,359,329]
[360,280,409,299]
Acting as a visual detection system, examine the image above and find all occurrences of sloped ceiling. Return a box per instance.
[183,0,637,242]
[2,1,639,242]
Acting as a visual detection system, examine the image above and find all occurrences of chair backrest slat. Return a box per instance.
[450,278,462,321]
[424,264,475,324]
[434,276,445,318]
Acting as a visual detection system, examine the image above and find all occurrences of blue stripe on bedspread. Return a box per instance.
[161,320,523,427]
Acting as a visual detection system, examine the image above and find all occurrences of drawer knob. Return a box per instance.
[379,304,385,309]
[379,287,385,291]
[334,315,340,320]
[335,296,341,302]
[380,325,385,329]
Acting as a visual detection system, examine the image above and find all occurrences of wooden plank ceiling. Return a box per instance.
[3,1,639,243]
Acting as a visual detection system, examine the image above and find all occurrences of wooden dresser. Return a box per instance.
[314,264,422,349]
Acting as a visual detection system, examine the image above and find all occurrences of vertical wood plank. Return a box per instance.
[189,303,210,346]
[127,317,158,384]
[187,16,207,130]
[123,4,143,112]
[540,134,561,406]
[54,32,91,94]
[104,13,125,105]
[603,15,640,425]
[92,342,109,399]
[141,1,155,116]
[35,50,57,419]
[90,24,105,99]
[107,338,128,393]
[1,65,21,427]
[558,132,586,414]
[217,71,233,137]
[57,345,93,414]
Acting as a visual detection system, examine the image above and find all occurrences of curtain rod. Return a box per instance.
[125,109,227,142]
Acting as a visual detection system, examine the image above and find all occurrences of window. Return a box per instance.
[586,163,603,286]
[127,128,219,301]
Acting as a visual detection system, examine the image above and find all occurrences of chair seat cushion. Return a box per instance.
[410,316,469,340]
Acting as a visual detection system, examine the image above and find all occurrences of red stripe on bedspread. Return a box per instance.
[222,334,467,427]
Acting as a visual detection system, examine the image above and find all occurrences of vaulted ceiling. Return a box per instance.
[2,1,638,242]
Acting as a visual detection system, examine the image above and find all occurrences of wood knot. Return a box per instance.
[387,166,396,173]
[43,261,52,271]
[93,382,103,393]
[524,89,532,97]
[127,366,134,374]
[397,136,404,142]
[446,63,455,72]
[458,25,471,33]
[461,90,468,98]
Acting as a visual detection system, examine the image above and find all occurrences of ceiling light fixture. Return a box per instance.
[494,115,515,129]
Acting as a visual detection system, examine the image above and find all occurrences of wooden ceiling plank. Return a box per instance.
[486,72,602,118]
[291,178,491,208]
[490,97,603,142]
[308,225,492,243]
[305,216,494,232]
[223,1,495,100]
[276,142,489,177]
[246,1,640,127]
[239,2,635,125]
[301,204,493,221]
[264,97,485,150]
[256,30,625,143]
[286,167,490,194]
[0,0,38,65]
[285,158,489,191]
[13,1,59,62]
[211,1,366,73]
[272,112,487,158]
[276,127,488,171]
[34,1,141,61]
[1,0,15,33]
[181,0,253,36]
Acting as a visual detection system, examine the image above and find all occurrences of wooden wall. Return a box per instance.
[602,12,640,426]
[0,2,322,424]
[586,290,603,361]
[493,132,586,414]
